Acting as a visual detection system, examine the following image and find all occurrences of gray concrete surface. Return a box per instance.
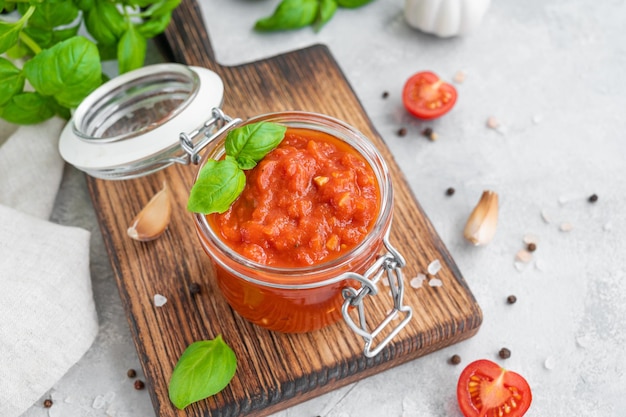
[22,0,626,415]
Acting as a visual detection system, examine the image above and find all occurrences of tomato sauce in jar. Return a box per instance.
[208,127,381,268]
[194,112,395,334]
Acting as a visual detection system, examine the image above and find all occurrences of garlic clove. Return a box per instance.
[463,190,499,245]
[127,182,171,241]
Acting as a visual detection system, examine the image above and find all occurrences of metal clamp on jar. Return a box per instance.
[59,63,413,358]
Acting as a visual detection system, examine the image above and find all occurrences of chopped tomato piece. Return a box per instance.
[457,359,532,417]
[402,71,457,119]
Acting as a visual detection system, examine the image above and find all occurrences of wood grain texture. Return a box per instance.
[86,1,482,415]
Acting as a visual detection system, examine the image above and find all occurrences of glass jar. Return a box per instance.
[59,64,413,357]
[192,111,413,356]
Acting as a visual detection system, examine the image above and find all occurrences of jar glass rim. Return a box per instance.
[193,111,394,286]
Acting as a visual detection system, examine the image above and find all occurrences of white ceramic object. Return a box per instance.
[404,0,491,37]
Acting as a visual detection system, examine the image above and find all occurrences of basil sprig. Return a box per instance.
[255,0,374,32]
[187,121,287,214]
[168,335,237,410]
[0,0,181,125]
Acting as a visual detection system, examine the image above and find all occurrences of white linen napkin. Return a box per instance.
[0,118,99,417]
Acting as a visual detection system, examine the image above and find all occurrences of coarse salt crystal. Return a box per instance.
[427,259,442,275]
[429,278,443,287]
[514,261,527,272]
[515,250,533,263]
[541,209,552,223]
[535,258,546,271]
[410,274,426,289]
[92,395,106,409]
[154,294,167,307]
[560,222,574,232]
[544,356,556,370]
[576,334,592,348]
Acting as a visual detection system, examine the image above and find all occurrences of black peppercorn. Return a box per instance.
[397,127,407,137]
[588,194,598,203]
[127,368,137,378]
[189,282,201,295]
[446,187,455,196]
[499,347,511,359]
[382,91,389,99]
[134,379,145,390]
[527,242,537,252]
[43,399,53,408]
[449,354,461,365]
[507,295,517,304]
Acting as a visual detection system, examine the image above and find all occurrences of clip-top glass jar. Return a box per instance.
[59,63,413,357]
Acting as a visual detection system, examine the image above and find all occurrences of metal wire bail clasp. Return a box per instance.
[179,108,242,165]
[341,233,413,358]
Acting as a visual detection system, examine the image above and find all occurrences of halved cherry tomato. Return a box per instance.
[457,359,532,417]
[402,71,457,120]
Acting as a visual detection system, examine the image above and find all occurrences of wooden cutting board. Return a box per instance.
[86,1,482,416]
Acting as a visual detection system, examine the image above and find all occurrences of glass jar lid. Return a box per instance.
[58,63,224,179]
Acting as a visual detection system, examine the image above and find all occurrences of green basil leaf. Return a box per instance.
[0,6,34,54]
[84,1,126,45]
[316,0,337,30]
[336,0,373,8]
[23,26,53,49]
[117,25,146,74]
[225,121,287,170]
[84,10,116,45]
[146,0,181,17]
[187,159,246,214]
[75,0,94,11]
[168,336,237,410]
[51,23,81,45]
[0,57,25,106]
[1,92,55,124]
[255,0,319,31]
[137,13,171,38]
[27,0,79,30]
[23,36,102,108]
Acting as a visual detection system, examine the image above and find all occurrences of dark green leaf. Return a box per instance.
[137,13,171,38]
[0,57,25,106]
[336,0,373,8]
[23,26,52,49]
[1,92,55,124]
[27,0,79,30]
[225,121,286,169]
[168,336,237,410]
[254,0,319,31]
[23,36,102,108]
[84,9,117,45]
[51,23,81,45]
[75,0,94,11]
[84,1,126,45]
[98,42,118,61]
[187,159,246,214]
[316,0,337,30]
[117,24,146,73]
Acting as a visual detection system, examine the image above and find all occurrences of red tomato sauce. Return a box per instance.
[208,127,380,268]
